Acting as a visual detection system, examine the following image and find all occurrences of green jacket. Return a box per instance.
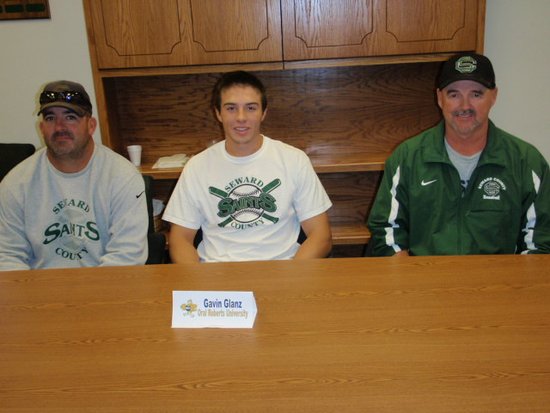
[367,121,550,256]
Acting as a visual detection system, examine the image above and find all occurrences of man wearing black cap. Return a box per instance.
[367,53,550,256]
[0,80,148,270]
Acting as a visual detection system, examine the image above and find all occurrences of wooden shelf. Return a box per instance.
[309,151,387,173]
[160,222,369,249]
[95,53,454,79]
[97,62,285,78]
[332,223,370,245]
[282,52,457,70]
[140,152,388,180]
[139,165,182,180]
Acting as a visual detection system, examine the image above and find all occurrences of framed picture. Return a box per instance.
[0,0,50,20]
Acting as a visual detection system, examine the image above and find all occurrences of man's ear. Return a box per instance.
[490,87,498,108]
[87,116,98,135]
[436,88,443,110]
[38,119,46,136]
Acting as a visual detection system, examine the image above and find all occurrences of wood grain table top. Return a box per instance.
[1,255,549,412]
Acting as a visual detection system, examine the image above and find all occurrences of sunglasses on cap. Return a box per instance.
[39,91,92,110]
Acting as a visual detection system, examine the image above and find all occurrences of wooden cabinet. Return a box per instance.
[82,0,485,255]
[87,0,484,68]
[282,0,483,61]
[86,0,282,69]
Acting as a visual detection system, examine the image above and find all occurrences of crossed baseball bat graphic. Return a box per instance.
[209,178,281,227]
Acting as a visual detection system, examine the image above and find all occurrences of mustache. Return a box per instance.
[52,131,74,139]
[452,109,476,117]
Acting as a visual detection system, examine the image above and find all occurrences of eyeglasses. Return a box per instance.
[39,91,92,111]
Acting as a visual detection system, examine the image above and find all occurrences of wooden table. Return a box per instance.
[1,256,550,412]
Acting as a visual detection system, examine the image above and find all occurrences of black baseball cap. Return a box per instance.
[38,80,93,117]
[437,53,496,90]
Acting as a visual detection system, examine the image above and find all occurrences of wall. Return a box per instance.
[0,0,100,147]
[0,0,548,160]
[484,0,550,161]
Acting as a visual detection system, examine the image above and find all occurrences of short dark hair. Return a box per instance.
[211,71,268,112]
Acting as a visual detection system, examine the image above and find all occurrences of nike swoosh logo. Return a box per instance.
[421,179,437,186]
[136,191,145,198]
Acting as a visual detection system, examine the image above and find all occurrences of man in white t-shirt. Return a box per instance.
[163,71,332,262]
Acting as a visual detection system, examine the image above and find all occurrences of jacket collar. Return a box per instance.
[422,120,507,167]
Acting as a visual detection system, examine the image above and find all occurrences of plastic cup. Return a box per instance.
[127,145,142,167]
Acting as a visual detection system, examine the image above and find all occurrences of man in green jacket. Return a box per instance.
[367,53,550,256]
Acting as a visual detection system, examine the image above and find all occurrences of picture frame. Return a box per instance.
[0,0,50,20]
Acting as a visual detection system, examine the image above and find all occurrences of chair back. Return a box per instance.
[142,175,155,234]
[0,143,35,182]
[142,175,166,264]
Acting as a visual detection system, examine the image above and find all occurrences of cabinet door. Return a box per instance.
[87,0,186,68]
[281,0,375,61]
[374,0,482,55]
[87,0,282,69]
[180,0,282,65]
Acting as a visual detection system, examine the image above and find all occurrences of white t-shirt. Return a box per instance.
[163,136,332,262]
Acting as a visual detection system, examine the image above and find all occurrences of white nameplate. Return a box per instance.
[172,291,257,328]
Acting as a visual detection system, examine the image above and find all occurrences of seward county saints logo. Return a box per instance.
[209,178,280,228]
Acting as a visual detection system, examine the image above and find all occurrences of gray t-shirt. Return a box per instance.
[445,139,482,191]
[0,144,148,270]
